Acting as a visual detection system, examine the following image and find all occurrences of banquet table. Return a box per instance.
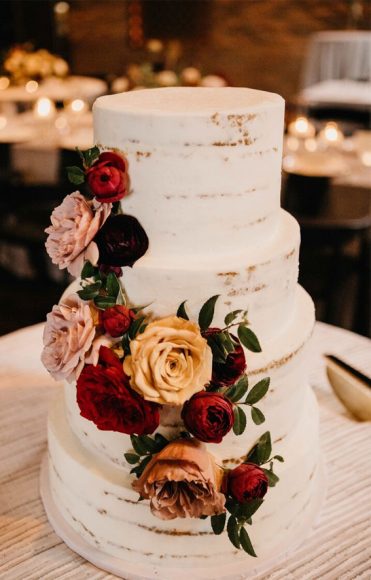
[0,322,370,579]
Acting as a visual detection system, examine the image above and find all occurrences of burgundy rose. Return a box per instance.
[95,214,149,267]
[226,463,268,503]
[204,328,246,386]
[181,391,234,443]
[76,346,160,435]
[87,152,128,203]
[101,305,135,338]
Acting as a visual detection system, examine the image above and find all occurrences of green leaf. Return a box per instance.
[239,527,257,557]
[251,407,265,425]
[225,375,249,403]
[154,433,169,450]
[245,378,270,405]
[176,300,189,320]
[106,272,120,299]
[225,497,239,516]
[66,165,85,185]
[94,295,116,310]
[263,468,280,487]
[81,261,98,279]
[235,499,263,520]
[198,295,219,331]
[129,316,146,339]
[131,454,152,477]
[207,334,229,364]
[245,431,272,465]
[227,515,240,549]
[83,145,100,168]
[77,281,102,300]
[211,512,226,535]
[124,453,140,465]
[233,405,247,436]
[130,435,149,456]
[137,435,159,454]
[272,455,284,462]
[122,333,131,355]
[237,325,262,353]
[224,309,243,326]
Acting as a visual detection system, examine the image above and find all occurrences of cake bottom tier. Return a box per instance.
[43,388,324,579]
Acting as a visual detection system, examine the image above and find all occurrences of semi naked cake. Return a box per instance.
[41,87,324,579]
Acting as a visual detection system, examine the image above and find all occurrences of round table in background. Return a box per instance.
[0,322,370,579]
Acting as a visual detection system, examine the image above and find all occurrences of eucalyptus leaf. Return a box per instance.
[263,468,280,487]
[66,165,85,185]
[233,405,247,436]
[124,453,140,465]
[198,295,219,331]
[227,515,240,549]
[94,295,116,310]
[106,272,120,299]
[237,325,262,353]
[224,309,243,326]
[225,375,249,403]
[251,407,265,425]
[245,378,270,405]
[81,261,98,279]
[131,454,152,477]
[176,300,189,320]
[129,316,146,339]
[211,512,226,535]
[130,435,149,456]
[235,498,263,520]
[239,527,257,557]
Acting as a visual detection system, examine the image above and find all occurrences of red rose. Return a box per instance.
[101,305,135,337]
[76,346,160,435]
[181,391,234,443]
[95,214,149,267]
[87,152,128,203]
[226,463,268,503]
[204,328,246,387]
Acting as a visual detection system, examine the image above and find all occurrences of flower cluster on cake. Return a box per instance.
[42,146,284,556]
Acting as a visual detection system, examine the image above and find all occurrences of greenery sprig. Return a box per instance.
[66,145,100,185]
[210,431,283,556]
[78,261,125,309]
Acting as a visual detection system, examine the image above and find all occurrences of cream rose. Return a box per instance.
[132,438,225,520]
[123,316,212,405]
[41,293,109,383]
[45,191,111,277]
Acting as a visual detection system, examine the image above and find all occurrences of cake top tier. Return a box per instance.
[94,86,283,115]
[93,87,284,148]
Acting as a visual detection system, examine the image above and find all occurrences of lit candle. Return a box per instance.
[25,80,39,94]
[318,122,344,147]
[67,98,88,114]
[288,116,315,139]
[34,97,56,119]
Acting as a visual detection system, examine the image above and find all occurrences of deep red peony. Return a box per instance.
[204,328,246,386]
[76,346,160,435]
[95,214,149,267]
[225,463,268,503]
[101,305,135,338]
[181,391,234,443]
[87,152,128,203]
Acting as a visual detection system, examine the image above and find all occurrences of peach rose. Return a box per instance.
[123,316,212,405]
[132,438,225,520]
[41,293,108,383]
[45,191,111,277]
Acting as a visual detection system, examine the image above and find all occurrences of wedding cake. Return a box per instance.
[41,87,323,579]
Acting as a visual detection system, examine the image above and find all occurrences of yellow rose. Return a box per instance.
[123,316,212,405]
[132,438,225,520]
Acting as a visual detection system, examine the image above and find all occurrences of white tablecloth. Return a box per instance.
[0,322,370,579]
[302,30,371,88]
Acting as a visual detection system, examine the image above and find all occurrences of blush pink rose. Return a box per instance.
[45,191,111,277]
[41,293,106,383]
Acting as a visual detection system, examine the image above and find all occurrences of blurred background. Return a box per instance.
[0,0,370,337]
